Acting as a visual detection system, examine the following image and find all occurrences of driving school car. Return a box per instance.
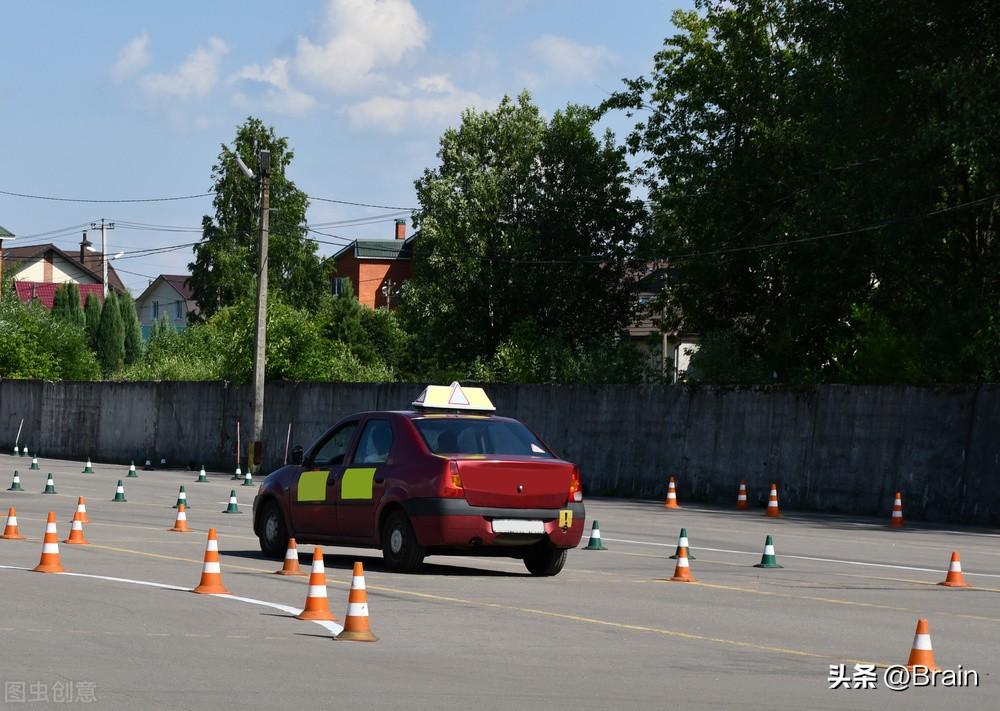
[252,382,585,576]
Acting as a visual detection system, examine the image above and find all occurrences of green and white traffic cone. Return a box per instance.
[221,489,241,514]
[584,520,607,550]
[241,469,254,487]
[195,465,208,483]
[29,454,40,471]
[669,527,696,560]
[143,458,154,471]
[127,460,138,478]
[12,444,18,456]
[173,485,188,509]
[159,457,167,469]
[232,464,242,481]
[42,473,57,494]
[8,470,24,491]
[112,480,127,502]
[82,457,94,474]
[754,535,783,568]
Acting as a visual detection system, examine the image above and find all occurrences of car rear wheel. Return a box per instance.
[381,511,425,573]
[523,545,568,577]
[258,501,288,559]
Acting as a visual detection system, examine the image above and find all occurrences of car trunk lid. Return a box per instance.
[456,457,572,508]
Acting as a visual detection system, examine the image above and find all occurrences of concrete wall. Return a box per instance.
[1,381,997,524]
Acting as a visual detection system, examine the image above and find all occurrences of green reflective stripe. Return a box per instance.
[341,467,377,500]
[297,470,328,502]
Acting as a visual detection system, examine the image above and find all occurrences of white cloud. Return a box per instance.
[528,34,615,83]
[111,32,151,82]
[231,58,317,116]
[347,74,492,133]
[139,37,229,100]
[294,0,429,93]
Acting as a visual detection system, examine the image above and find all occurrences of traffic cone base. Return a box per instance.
[196,467,208,483]
[63,513,89,545]
[222,490,241,514]
[2,507,25,540]
[7,471,23,491]
[275,538,306,576]
[112,480,127,502]
[336,562,378,642]
[242,472,254,486]
[669,546,696,582]
[82,458,94,473]
[754,535,783,568]
[905,619,939,670]
[297,546,336,621]
[764,483,782,517]
[170,504,191,532]
[30,456,40,470]
[42,474,57,494]
[669,528,695,559]
[584,521,607,551]
[33,512,65,573]
[664,476,680,509]
[193,528,229,594]
[938,551,970,588]
[174,486,189,509]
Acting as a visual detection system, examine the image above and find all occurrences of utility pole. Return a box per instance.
[250,150,270,474]
[90,219,116,298]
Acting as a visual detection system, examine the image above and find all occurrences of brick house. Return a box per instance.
[330,219,415,309]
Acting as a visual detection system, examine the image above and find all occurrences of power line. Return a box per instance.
[306,194,417,211]
[0,188,213,204]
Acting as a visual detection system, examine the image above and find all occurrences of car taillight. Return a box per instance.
[442,460,465,498]
[568,467,583,503]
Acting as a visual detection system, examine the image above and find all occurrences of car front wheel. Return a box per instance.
[258,501,288,559]
[524,545,568,576]
[381,511,425,573]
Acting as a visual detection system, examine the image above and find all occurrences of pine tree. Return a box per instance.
[118,291,143,364]
[84,293,102,348]
[95,292,125,376]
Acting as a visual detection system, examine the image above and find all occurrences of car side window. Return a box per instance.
[353,420,393,465]
[311,422,358,468]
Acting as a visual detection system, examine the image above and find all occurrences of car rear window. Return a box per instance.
[413,418,554,458]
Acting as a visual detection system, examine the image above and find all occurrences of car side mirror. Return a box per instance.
[291,445,304,465]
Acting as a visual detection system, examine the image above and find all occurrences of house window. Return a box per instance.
[152,301,159,319]
[175,301,182,319]
[332,276,348,296]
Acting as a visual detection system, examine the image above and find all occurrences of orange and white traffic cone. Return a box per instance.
[275,538,306,576]
[764,483,782,518]
[889,492,904,528]
[336,561,378,641]
[170,503,190,532]
[75,496,90,524]
[736,480,749,510]
[297,546,336,621]
[664,476,680,509]
[63,511,89,545]
[905,618,939,670]
[192,528,229,594]
[669,546,696,582]
[938,551,970,588]
[32,512,65,573]
[2,507,25,540]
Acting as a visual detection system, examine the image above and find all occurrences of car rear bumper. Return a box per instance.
[402,498,585,550]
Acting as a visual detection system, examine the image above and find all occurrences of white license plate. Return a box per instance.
[492,519,545,534]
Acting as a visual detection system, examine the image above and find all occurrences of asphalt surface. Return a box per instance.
[1,452,997,710]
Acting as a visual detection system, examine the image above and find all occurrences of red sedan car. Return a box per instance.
[253,383,585,576]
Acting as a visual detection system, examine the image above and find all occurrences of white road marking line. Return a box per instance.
[0,565,344,635]
[600,537,1000,578]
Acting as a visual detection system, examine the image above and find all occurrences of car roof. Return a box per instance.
[347,410,520,423]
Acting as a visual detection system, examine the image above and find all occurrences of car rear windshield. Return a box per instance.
[413,417,553,458]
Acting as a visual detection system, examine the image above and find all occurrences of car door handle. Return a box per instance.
[373,475,385,484]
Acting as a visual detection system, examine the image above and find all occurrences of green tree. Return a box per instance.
[51,283,84,329]
[84,293,102,348]
[117,291,143,364]
[401,93,646,378]
[95,292,125,376]
[189,116,328,318]
[607,0,1000,383]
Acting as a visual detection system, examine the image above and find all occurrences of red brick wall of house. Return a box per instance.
[331,251,413,309]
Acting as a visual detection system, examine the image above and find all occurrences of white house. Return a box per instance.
[135,274,199,337]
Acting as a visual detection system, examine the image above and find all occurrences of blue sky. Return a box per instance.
[1,0,682,293]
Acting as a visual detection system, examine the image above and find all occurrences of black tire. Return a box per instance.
[257,500,288,559]
[524,546,568,577]
[381,511,425,573]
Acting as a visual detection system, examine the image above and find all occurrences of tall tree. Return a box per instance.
[83,293,102,348]
[117,291,143,364]
[95,292,125,376]
[189,116,327,318]
[401,93,646,374]
[607,0,1000,383]
[51,283,84,329]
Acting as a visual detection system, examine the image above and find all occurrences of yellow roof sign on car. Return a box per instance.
[412,382,496,412]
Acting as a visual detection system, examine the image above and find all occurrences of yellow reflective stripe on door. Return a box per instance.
[341,467,377,500]
[297,470,328,502]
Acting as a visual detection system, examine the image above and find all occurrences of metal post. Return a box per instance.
[250,151,270,473]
